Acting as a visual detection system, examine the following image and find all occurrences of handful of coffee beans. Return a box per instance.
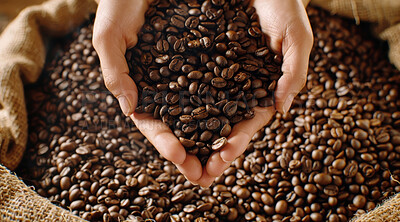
[126,0,281,163]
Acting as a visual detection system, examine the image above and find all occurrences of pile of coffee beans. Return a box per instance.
[19,5,400,222]
[127,0,280,163]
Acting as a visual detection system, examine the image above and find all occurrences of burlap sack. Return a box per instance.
[0,0,96,170]
[311,0,400,70]
[0,164,86,221]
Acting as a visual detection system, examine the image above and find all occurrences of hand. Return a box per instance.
[92,0,204,185]
[202,0,313,180]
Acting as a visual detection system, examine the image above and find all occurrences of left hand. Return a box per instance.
[199,0,313,185]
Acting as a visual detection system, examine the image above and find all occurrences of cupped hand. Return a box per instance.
[203,0,313,181]
[92,0,204,185]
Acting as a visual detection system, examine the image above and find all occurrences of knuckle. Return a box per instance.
[92,23,112,49]
[103,74,119,94]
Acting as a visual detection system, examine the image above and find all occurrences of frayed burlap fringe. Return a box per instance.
[0,0,96,170]
[311,0,400,70]
[0,164,85,221]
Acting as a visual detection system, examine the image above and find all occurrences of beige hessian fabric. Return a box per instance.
[0,0,96,170]
[0,164,86,221]
[311,0,400,70]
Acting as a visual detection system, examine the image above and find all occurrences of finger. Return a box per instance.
[175,154,203,182]
[274,15,313,114]
[219,106,275,162]
[205,151,231,177]
[194,167,216,188]
[92,23,137,115]
[130,112,186,165]
[92,1,148,116]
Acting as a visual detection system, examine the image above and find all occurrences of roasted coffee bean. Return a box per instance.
[188,71,203,80]
[206,117,221,131]
[211,77,227,88]
[212,137,227,151]
[223,101,237,117]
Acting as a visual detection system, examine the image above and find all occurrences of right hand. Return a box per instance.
[93,0,207,186]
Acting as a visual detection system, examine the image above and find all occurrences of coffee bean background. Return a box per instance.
[18,5,400,222]
[127,0,280,164]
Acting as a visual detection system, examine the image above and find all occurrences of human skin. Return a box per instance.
[92,0,313,187]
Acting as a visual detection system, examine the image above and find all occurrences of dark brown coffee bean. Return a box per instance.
[211,77,227,88]
[323,185,339,196]
[216,56,228,67]
[188,71,204,80]
[173,39,186,53]
[168,105,182,116]
[200,37,212,48]
[192,107,208,120]
[223,101,237,117]
[185,16,199,29]
[156,39,169,53]
[70,200,85,210]
[169,57,184,72]
[255,47,269,57]
[344,161,358,177]
[171,15,185,28]
[206,117,221,131]
[182,123,197,134]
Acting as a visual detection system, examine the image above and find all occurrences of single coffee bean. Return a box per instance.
[211,77,227,88]
[192,107,208,120]
[223,101,237,117]
[212,137,227,151]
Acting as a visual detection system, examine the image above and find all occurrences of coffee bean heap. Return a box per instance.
[19,6,400,222]
[126,0,281,163]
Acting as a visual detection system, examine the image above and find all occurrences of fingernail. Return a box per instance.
[219,152,230,163]
[282,96,294,114]
[118,96,132,116]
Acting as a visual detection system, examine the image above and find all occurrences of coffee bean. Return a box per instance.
[185,16,199,29]
[211,77,227,88]
[206,117,221,131]
[314,173,332,186]
[169,57,184,72]
[212,137,227,151]
[188,71,203,80]
[353,195,367,208]
[223,101,237,117]
[192,106,208,120]
[220,124,232,137]
[275,200,288,214]
[70,200,85,210]
[344,161,358,177]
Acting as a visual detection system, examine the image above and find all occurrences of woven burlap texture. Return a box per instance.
[0,164,86,221]
[0,0,96,170]
[311,0,400,71]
